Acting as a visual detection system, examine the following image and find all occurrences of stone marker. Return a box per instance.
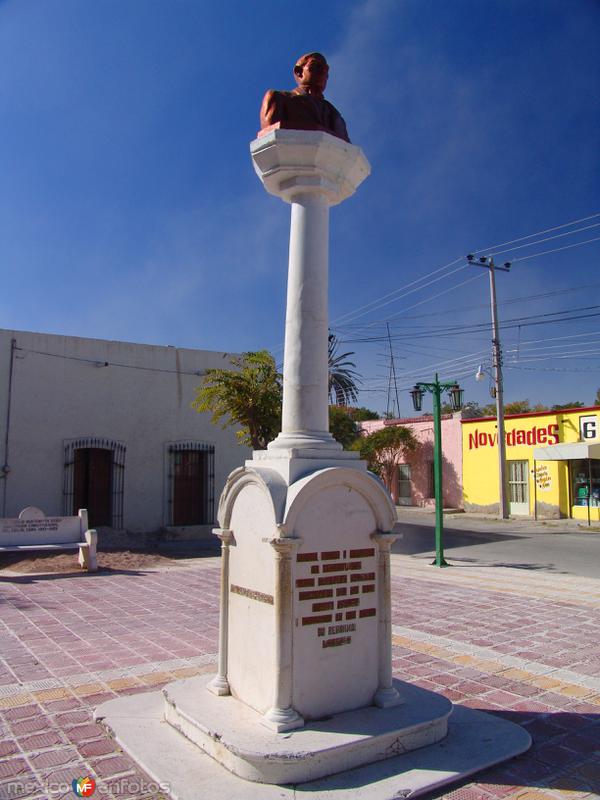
[96,52,531,797]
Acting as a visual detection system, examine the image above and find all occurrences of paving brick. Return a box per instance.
[19,730,65,751]
[0,741,18,758]
[64,723,103,743]
[1,705,41,722]
[29,747,79,769]
[0,761,29,780]
[8,716,52,736]
[90,755,135,777]
[78,738,118,758]
[0,776,43,799]
[40,697,81,713]
[53,709,91,726]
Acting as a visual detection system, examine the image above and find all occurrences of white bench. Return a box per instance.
[0,507,98,571]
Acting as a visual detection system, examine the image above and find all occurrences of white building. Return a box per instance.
[0,329,249,538]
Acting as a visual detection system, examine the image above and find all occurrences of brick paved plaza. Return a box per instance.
[0,553,599,799]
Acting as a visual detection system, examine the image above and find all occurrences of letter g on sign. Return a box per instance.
[580,415,598,440]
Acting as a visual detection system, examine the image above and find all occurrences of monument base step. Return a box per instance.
[95,679,531,799]
[162,675,451,784]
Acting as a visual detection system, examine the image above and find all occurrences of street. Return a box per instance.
[393,508,600,579]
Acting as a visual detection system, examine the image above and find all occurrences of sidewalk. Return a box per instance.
[1,555,599,799]
[397,506,600,534]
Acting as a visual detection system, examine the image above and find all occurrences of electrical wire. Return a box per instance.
[331,212,600,328]
[14,346,212,377]
[489,222,600,257]
[510,236,600,263]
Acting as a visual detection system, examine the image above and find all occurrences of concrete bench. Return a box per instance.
[0,507,97,571]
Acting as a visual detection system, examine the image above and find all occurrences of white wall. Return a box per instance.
[0,329,249,534]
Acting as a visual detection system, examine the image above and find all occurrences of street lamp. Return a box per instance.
[410,374,464,567]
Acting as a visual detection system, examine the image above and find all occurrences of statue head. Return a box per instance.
[293,52,329,94]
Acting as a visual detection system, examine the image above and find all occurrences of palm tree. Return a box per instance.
[192,351,282,450]
[328,333,360,406]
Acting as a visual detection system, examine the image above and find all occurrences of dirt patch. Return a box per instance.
[0,544,219,575]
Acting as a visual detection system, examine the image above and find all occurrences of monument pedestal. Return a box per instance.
[95,128,530,797]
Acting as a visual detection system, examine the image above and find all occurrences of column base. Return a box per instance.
[268,430,343,451]
[373,685,403,708]
[207,674,230,696]
[262,705,305,733]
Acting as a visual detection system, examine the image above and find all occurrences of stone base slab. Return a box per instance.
[249,449,366,484]
[161,675,451,784]
[95,688,530,800]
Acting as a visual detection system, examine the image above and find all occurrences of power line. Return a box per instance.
[511,236,600,263]
[335,281,600,328]
[489,221,600,257]
[330,257,464,326]
[331,212,600,328]
[375,273,485,324]
[475,211,600,253]
[507,364,600,373]
[340,305,600,343]
[14,346,211,377]
[331,262,469,327]
[518,329,600,346]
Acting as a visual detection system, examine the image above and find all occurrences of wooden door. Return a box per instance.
[74,448,112,527]
[172,450,206,525]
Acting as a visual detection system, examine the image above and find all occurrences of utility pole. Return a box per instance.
[468,254,510,519]
[386,322,400,418]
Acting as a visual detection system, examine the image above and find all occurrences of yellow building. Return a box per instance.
[462,406,600,521]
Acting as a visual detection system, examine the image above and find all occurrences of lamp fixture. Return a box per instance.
[410,385,424,412]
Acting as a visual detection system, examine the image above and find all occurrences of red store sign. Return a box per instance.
[468,423,559,450]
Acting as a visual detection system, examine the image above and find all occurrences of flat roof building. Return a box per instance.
[0,329,249,539]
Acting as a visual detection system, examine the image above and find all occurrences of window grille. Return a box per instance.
[63,438,126,528]
[167,442,215,526]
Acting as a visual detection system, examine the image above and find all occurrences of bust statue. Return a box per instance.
[259,52,350,143]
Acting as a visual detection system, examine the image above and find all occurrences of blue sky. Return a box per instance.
[1,0,599,415]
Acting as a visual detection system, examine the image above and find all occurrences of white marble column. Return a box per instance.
[250,129,370,454]
[271,191,340,450]
[208,528,234,696]
[371,532,402,708]
[263,536,304,731]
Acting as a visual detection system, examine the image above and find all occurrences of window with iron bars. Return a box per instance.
[63,438,125,528]
[167,442,215,526]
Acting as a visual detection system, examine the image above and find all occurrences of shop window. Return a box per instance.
[571,459,600,508]
[64,438,125,528]
[167,442,214,525]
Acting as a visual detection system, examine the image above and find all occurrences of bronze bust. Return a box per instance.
[259,52,350,143]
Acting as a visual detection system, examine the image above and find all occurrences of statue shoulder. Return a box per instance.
[260,89,293,129]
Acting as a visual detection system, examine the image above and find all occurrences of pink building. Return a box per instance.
[359,414,463,508]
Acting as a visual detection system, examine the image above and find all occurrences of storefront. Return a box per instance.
[533,440,600,524]
[462,406,600,519]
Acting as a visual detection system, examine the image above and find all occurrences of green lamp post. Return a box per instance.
[410,375,464,567]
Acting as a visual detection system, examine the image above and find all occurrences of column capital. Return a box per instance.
[371,531,398,552]
[251,129,370,207]
[213,528,235,545]
[269,536,303,556]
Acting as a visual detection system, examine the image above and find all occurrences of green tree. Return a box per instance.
[461,401,485,419]
[347,406,380,421]
[355,425,417,486]
[329,406,360,449]
[551,401,584,411]
[595,388,600,406]
[504,399,532,415]
[328,334,360,405]
[192,351,282,450]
